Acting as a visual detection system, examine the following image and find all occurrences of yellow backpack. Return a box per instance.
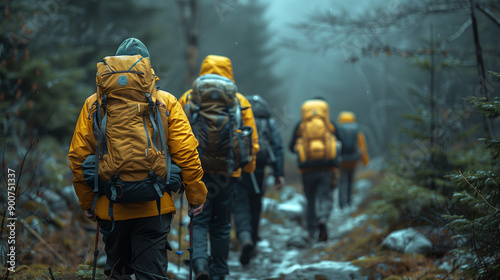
[83,55,182,232]
[294,100,340,169]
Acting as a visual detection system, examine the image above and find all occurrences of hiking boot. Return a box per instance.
[238,230,255,265]
[239,241,254,266]
[195,271,210,280]
[193,258,210,280]
[318,222,328,242]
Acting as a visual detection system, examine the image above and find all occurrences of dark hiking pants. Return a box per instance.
[302,169,336,237]
[339,167,355,208]
[234,168,265,244]
[192,173,237,278]
[100,213,172,280]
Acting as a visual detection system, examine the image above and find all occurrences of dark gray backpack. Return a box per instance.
[248,95,275,166]
[337,122,361,162]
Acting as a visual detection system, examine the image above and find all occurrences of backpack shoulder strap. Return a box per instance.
[154,99,172,185]
[89,100,102,217]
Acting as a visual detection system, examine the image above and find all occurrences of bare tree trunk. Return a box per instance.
[177,0,199,89]
[470,0,492,138]
[430,24,436,190]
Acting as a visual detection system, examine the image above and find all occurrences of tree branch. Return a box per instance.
[476,3,500,27]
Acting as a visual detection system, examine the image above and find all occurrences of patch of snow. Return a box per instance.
[335,214,369,237]
[262,197,279,213]
[381,228,433,254]
[167,261,190,280]
[284,261,367,280]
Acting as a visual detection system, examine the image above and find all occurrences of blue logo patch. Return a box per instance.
[117,75,128,86]
[211,90,220,99]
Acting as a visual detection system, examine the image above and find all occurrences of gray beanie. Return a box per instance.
[116,38,151,59]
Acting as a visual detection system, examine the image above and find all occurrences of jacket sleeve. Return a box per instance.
[237,93,260,174]
[164,93,207,206]
[288,121,301,153]
[358,131,370,166]
[269,117,284,177]
[68,95,98,212]
[330,120,338,137]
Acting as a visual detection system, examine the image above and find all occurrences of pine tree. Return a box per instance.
[0,0,94,143]
[369,32,479,228]
[445,80,500,279]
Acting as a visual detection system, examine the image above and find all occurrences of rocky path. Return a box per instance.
[169,178,373,280]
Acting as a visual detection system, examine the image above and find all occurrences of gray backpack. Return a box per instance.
[337,122,361,162]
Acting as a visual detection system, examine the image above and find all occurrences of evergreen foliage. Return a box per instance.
[371,174,447,227]
[368,44,480,229]
[0,0,93,142]
[444,92,500,279]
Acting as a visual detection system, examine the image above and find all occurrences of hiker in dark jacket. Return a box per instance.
[289,97,339,242]
[179,55,259,280]
[336,111,370,209]
[68,38,207,279]
[233,95,285,266]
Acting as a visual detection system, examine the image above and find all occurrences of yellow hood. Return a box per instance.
[199,55,235,82]
[338,111,355,123]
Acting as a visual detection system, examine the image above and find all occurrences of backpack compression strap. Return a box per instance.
[155,101,172,186]
[145,93,160,151]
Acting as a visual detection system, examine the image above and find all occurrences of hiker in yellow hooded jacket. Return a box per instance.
[336,111,370,209]
[68,38,207,279]
[179,55,259,280]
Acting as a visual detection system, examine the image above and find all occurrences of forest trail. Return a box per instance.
[167,171,376,280]
[225,179,372,280]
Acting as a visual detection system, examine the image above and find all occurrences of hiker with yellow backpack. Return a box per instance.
[68,38,207,279]
[179,55,259,280]
[336,111,370,209]
[289,97,341,242]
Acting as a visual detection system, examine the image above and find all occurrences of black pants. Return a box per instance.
[100,214,172,280]
[233,169,265,244]
[339,167,355,208]
[302,169,335,237]
[192,173,237,277]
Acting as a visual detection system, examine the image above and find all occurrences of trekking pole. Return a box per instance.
[175,197,184,272]
[187,208,194,280]
[92,221,100,280]
[250,172,260,194]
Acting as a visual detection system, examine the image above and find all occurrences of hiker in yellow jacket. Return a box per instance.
[68,38,207,279]
[289,97,339,242]
[336,111,370,209]
[179,55,259,280]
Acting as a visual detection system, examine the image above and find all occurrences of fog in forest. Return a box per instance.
[2,0,500,279]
